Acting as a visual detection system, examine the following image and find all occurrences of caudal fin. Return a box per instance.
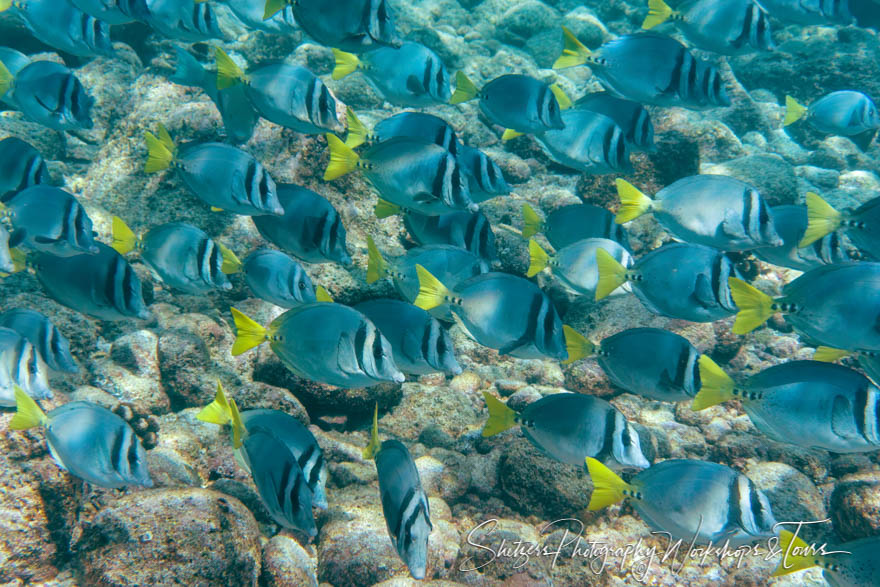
[481,391,518,436]
[9,386,48,430]
[813,346,852,362]
[450,71,478,105]
[615,178,653,223]
[263,0,288,20]
[771,531,820,577]
[218,243,242,274]
[111,216,138,255]
[366,236,390,284]
[315,285,334,302]
[554,26,591,69]
[144,124,176,173]
[374,199,402,219]
[413,264,452,311]
[783,95,807,126]
[728,277,775,334]
[586,457,633,510]
[0,58,13,98]
[562,325,596,365]
[799,192,843,248]
[362,403,381,459]
[643,0,674,29]
[230,308,268,355]
[214,47,246,91]
[595,248,629,300]
[550,84,572,110]
[345,107,369,149]
[324,134,360,181]
[691,355,736,410]
[527,239,551,277]
[332,49,361,80]
[521,203,543,239]
[197,381,234,426]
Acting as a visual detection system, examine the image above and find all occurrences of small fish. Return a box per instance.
[754,0,854,25]
[231,305,405,388]
[0,328,52,405]
[456,144,510,203]
[144,124,282,216]
[529,238,633,299]
[798,192,880,258]
[615,176,782,251]
[354,298,461,376]
[586,457,776,547]
[0,308,78,373]
[451,72,569,139]
[555,29,730,110]
[574,91,655,152]
[534,109,631,173]
[643,0,774,56]
[414,268,569,360]
[111,217,239,295]
[596,243,740,322]
[521,202,631,250]
[0,136,49,202]
[785,91,880,149]
[71,0,134,25]
[482,391,651,469]
[10,388,153,488]
[251,183,352,266]
[141,0,225,42]
[215,48,343,135]
[753,204,854,271]
[773,531,880,585]
[0,57,94,131]
[0,0,114,57]
[242,249,316,308]
[391,206,497,262]
[220,0,296,33]
[693,358,880,453]
[362,405,431,580]
[1,185,99,257]
[345,109,458,153]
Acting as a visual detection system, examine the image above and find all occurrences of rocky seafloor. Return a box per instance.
[1,0,880,585]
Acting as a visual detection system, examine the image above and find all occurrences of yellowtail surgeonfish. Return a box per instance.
[241,249,317,309]
[797,191,880,259]
[0,328,52,406]
[0,136,49,202]
[1,185,99,257]
[0,308,78,373]
[773,531,880,585]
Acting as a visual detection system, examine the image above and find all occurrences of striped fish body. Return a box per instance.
[672,0,774,55]
[8,61,94,131]
[456,145,509,203]
[252,184,351,265]
[71,0,134,24]
[592,33,730,110]
[243,64,342,135]
[541,204,631,250]
[649,175,782,251]
[754,205,851,271]
[447,272,567,360]
[373,112,459,155]
[45,401,152,488]
[805,91,880,136]
[293,0,398,53]
[574,92,655,152]
[220,0,296,33]
[143,0,225,42]
[35,243,151,321]
[362,138,475,216]
[819,537,880,586]
[0,327,52,406]
[16,0,114,57]
[355,298,462,376]
[0,136,50,202]
[755,0,854,24]
[268,303,405,388]
[4,186,99,257]
[629,460,776,546]
[477,74,565,134]
[519,392,650,469]
[0,308,78,373]
[140,223,230,294]
[359,42,450,107]
[548,238,633,299]
[375,440,431,580]
[242,249,315,309]
[404,209,497,262]
[0,226,11,273]
[597,328,700,402]
[627,243,740,322]
[176,143,281,216]
[740,361,880,453]
[535,109,631,174]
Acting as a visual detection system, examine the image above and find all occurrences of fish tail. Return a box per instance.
[111,216,139,255]
[783,95,807,126]
[481,391,518,436]
[332,49,361,80]
[561,325,596,365]
[554,26,592,69]
[262,0,287,20]
[229,398,245,449]
[144,125,176,173]
[501,129,524,141]
[315,285,333,302]
[217,243,241,274]
[691,355,736,410]
[813,346,852,362]
[362,403,381,459]
[615,178,653,223]
[799,192,843,248]
[324,134,360,181]
[230,308,268,355]
[586,457,633,510]
[9,386,48,430]
[345,107,368,148]
[728,277,775,334]
[595,248,629,301]
[643,0,674,29]
[450,71,478,105]
[0,58,13,98]
[414,264,452,311]
[771,531,820,577]
[374,199,402,219]
[196,381,233,426]
[521,203,543,239]
[527,239,550,277]
[366,236,390,284]
[550,84,572,110]
[0,0,12,12]
[9,248,27,273]
[214,47,245,90]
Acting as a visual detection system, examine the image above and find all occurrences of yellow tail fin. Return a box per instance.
[813,346,852,362]
[414,264,452,311]
[263,0,287,20]
[324,134,360,181]
[561,325,596,365]
[527,239,551,277]
[481,391,518,437]
[501,129,524,141]
[229,398,246,449]
[345,107,368,149]
[366,236,390,284]
[215,47,246,90]
[550,84,572,110]
[218,243,242,274]
[0,58,13,98]
[315,285,333,302]
[595,248,629,301]
[111,216,138,255]
[783,95,807,126]
[615,178,653,223]
[374,199,402,219]
[554,26,592,69]
[771,530,820,577]
[9,247,27,273]
[643,0,674,29]
[450,71,478,105]
[586,457,633,510]
[0,0,12,13]
[362,403,381,459]
[728,277,775,334]
[9,386,48,430]
[799,192,842,248]
[691,355,736,410]
[230,307,268,355]
[332,48,361,80]
[197,381,234,426]
[521,203,543,239]
[144,126,175,173]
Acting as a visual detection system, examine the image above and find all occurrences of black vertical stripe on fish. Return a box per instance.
[712,72,723,105]
[700,62,713,103]
[305,77,317,125]
[353,322,370,375]
[434,61,446,101]
[297,444,318,486]
[392,485,418,540]
[742,187,754,238]
[747,481,765,528]
[666,48,686,98]
[243,159,259,206]
[420,319,433,364]
[74,204,90,249]
[121,258,141,314]
[709,254,723,305]
[537,84,551,128]
[855,384,869,439]
[873,393,880,443]
[317,84,332,126]
[326,211,342,257]
[208,241,223,283]
[110,427,125,473]
[126,431,140,470]
[614,127,627,169]
[685,55,698,103]
[10,338,24,384]
[277,458,294,509]
[195,236,211,283]
[671,345,691,390]
[105,253,123,312]
[431,152,450,203]
[727,474,744,534]
[421,58,432,95]
[601,124,615,167]
[311,208,329,252]
[594,407,619,461]
[402,499,426,549]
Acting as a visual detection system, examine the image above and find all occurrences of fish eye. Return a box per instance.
[299,281,306,290]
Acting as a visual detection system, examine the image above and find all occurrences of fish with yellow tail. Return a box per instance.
[241,249,317,309]
[773,530,879,585]
[798,191,880,258]
[528,237,632,300]
[521,202,630,250]
[784,91,880,150]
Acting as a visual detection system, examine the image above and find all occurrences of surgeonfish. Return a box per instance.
[586,457,776,547]
[784,91,880,149]
[643,0,774,55]
[521,202,631,250]
[693,358,880,453]
[1,185,99,257]
[773,531,880,585]
[798,192,880,258]
[0,308,78,373]
[242,249,317,308]
[394,206,497,262]
[219,0,296,33]
[0,226,12,273]
[362,405,431,579]
[0,47,30,107]
[754,0,854,25]
[111,217,239,295]
[71,0,134,24]
[345,109,458,152]
[140,0,226,42]
[143,124,282,216]
[251,183,352,266]
[482,391,651,469]
[554,29,730,110]
[0,56,94,131]
[455,144,510,203]
[533,109,632,173]
[0,328,52,405]
[0,136,49,202]
[10,387,153,488]
[615,176,783,251]
[231,305,405,388]
[528,238,633,300]
[332,43,451,107]
[354,299,462,376]
[574,91,655,152]
[596,243,740,322]
[0,0,114,57]
[753,204,855,271]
